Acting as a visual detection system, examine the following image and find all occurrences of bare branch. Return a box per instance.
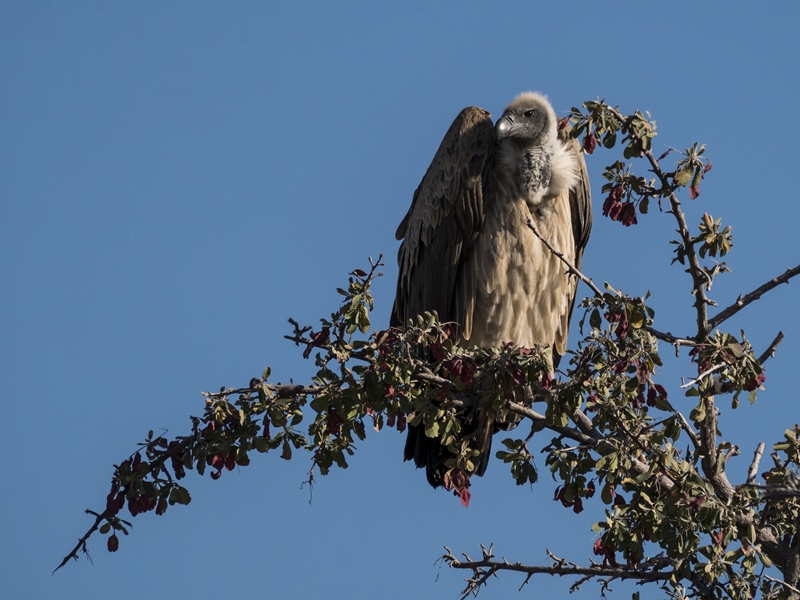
[674,411,701,450]
[758,331,786,365]
[680,362,724,389]
[443,546,673,599]
[528,216,696,350]
[644,326,697,347]
[747,442,765,485]
[763,574,800,597]
[526,219,604,298]
[709,265,800,331]
[54,510,109,573]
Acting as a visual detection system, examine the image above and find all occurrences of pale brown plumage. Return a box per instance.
[392,93,592,488]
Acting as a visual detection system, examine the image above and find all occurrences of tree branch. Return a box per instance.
[607,106,713,340]
[527,216,696,350]
[709,266,800,331]
[758,331,786,365]
[526,219,604,298]
[747,442,765,485]
[644,326,697,347]
[204,383,322,400]
[674,410,701,450]
[763,575,800,598]
[443,545,673,599]
[54,510,108,573]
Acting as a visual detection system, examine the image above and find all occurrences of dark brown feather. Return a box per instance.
[391,106,495,333]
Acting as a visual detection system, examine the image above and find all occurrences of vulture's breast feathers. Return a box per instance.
[463,92,581,352]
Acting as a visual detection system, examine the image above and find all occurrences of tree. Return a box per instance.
[57,100,800,599]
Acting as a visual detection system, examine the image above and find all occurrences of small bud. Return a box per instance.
[107,534,119,553]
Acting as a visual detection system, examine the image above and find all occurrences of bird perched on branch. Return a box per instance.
[391,92,592,489]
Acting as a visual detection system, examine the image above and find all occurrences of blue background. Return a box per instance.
[2,2,799,598]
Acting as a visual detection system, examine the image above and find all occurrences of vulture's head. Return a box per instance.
[495,92,557,146]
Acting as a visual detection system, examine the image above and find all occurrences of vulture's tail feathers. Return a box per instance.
[403,423,445,488]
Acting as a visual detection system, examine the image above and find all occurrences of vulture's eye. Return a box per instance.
[524,109,536,118]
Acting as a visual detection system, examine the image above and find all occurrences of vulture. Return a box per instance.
[391,92,592,489]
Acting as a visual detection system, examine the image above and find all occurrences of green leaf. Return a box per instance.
[601,482,614,505]
[602,131,617,148]
[169,486,191,506]
[674,164,694,186]
[628,309,644,329]
[655,397,674,412]
[262,366,271,381]
[589,309,601,330]
[424,420,440,439]
[689,405,706,422]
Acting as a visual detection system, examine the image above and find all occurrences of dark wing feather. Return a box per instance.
[391,106,495,332]
[392,106,495,488]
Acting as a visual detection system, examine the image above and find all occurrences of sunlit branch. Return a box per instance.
[747,442,765,485]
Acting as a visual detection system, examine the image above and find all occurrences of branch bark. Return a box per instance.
[709,266,800,331]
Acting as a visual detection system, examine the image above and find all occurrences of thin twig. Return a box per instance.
[526,219,604,297]
[709,266,800,330]
[527,215,699,351]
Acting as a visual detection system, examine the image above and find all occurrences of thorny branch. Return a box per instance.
[442,545,672,600]
[709,266,800,330]
[54,510,107,573]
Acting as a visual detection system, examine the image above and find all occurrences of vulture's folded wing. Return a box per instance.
[557,124,592,366]
[560,124,592,272]
[391,106,496,334]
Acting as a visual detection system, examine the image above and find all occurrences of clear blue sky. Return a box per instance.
[2,2,799,599]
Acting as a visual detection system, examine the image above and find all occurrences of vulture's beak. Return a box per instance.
[495,112,514,140]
